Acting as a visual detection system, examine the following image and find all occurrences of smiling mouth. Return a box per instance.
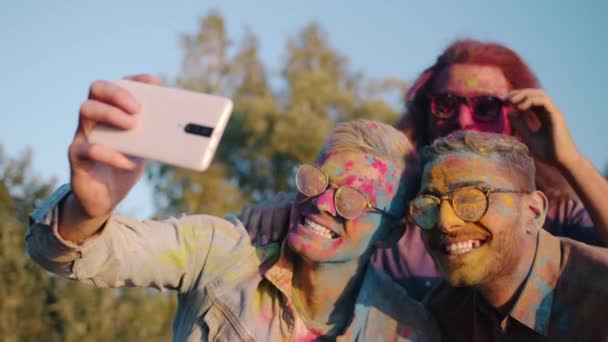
[441,239,487,256]
[302,218,339,239]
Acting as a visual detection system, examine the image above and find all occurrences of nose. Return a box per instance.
[436,200,465,233]
[312,187,338,216]
[457,103,475,130]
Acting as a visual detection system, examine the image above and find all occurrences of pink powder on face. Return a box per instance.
[371,158,389,176]
[360,183,376,199]
[342,175,359,187]
[315,188,337,214]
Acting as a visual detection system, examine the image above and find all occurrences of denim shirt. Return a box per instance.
[26,185,440,341]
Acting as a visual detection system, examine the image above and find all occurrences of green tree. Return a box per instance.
[148,12,407,217]
[0,145,176,341]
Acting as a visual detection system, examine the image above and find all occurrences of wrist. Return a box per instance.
[58,193,110,244]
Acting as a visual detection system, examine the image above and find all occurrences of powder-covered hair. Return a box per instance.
[321,119,415,168]
[320,119,419,206]
[423,130,536,190]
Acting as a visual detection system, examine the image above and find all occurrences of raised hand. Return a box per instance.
[241,192,295,245]
[505,88,579,168]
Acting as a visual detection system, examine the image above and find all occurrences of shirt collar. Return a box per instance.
[508,229,561,335]
[262,240,297,298]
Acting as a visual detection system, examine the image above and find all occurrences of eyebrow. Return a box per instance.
[422,180,487,195]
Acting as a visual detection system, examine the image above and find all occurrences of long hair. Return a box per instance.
[397,39,539,148]
[396,39,575,197]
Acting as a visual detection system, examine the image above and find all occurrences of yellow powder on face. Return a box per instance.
[465,77,480,89]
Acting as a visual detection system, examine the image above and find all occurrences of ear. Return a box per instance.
[527,190,548,229]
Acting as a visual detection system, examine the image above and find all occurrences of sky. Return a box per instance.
[1,0,606,218]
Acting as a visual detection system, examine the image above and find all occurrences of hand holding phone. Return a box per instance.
[67,75,160,223]
[89,80,233,172]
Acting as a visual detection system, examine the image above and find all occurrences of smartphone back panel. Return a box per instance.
[89,80,233,171]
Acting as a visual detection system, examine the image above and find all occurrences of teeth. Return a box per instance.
[444,240,483,255]
[303,218,336,239]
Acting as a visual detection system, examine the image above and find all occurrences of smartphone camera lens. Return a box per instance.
[185,123,213,137]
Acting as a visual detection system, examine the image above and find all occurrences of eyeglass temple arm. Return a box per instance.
[369,204,402,220]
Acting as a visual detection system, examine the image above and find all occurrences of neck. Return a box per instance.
[477,237,537,314]
[292,256,368,334]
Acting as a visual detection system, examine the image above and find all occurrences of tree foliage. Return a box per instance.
[0,145,175,341]
[4,10,408,340]
[148,11,407,217]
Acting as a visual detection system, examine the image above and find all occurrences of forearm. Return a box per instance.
[27,186,255,292]
[559,153,608,245]
[58,192,111,244]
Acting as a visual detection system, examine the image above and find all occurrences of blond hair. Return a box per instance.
[320,119,418,207]
[321,119,415,168]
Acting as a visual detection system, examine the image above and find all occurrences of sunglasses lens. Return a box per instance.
[472,96,503,122]
[431,94,460,119]
[452,187,487,221]
[409,196,439,230]
[335,186,368,219]
[296,165,327,197]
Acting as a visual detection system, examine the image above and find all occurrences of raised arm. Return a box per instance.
[507,88,608,245]
[27,193,254,293]
[26,74,255,292]
[241,191,294,245]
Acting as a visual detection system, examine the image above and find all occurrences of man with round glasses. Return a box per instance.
[417,130,608,341]
[242,39,608,300]
[27,109,439,339]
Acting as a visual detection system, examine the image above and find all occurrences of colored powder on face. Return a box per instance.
[360,183,376,199]
[365,155,375,165]
[386,183,395,196]
[465,77,480,89]
[370,158,389,176]
[315,189,336,212]
[342,175,359,187]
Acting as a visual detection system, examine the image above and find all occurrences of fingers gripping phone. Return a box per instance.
[88,80,233,172]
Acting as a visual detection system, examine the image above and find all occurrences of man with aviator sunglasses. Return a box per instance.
[417,130,608,341]
[27,119,440,341]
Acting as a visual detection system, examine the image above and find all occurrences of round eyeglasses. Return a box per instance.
[295,164,400,220]
[409,185,530,230]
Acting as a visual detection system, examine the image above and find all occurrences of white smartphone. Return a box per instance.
[88,79,233,172]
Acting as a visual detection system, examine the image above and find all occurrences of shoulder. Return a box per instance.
[553,237,608,320]
[360,267,440,338]
[170,213,250,242]
[558,237,608,285]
